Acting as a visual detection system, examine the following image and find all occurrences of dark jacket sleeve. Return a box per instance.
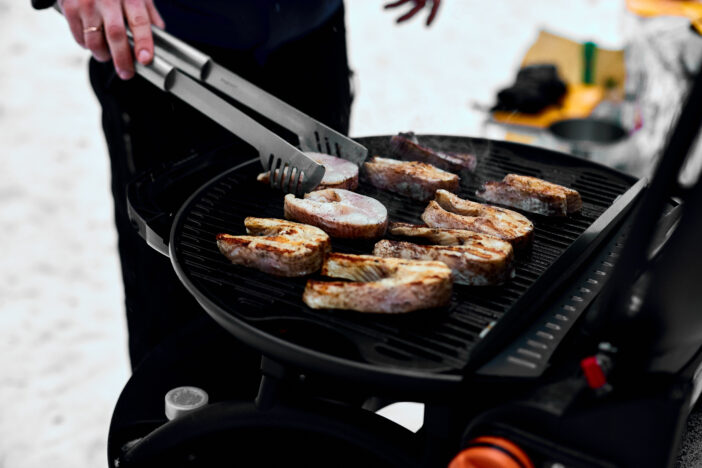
[32,0,55,9]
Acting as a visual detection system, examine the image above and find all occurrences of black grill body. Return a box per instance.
[168,136,643,392]
[116,134,702,467]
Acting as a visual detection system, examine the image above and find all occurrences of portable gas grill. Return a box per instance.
[112,108,702,468]
[110,118,702,466]
[28,11,700,466]
[164,136,644,387]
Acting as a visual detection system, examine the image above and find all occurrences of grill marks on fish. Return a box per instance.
[389,222,498,247]
[257,152,359,191]
[390,132,477,173]
[476,174,582,216]
[303,253,453,313]
[284,188,388,239]
[363,156,460,201]
[376,223,515,285]
[421,189,534,249]
[216,218,330,277]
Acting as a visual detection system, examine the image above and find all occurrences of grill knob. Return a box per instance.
[580,355,610,390]
[164,386,209,421]
[449,436,534,468]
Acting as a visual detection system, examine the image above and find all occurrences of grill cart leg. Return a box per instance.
[421,403,462,467]
[255,356,288,410]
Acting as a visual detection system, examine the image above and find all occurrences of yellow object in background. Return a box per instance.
[627,0,702,34]
[493,83,605,128]
[504,132,537,145]
[520,31,626,93]
[491,30,623,129]
[694,16,702,33]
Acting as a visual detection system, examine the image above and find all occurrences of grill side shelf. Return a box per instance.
[470,178,647,374]
[126,144,255,257]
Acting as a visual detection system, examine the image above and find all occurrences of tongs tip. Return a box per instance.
[266,152,325,196]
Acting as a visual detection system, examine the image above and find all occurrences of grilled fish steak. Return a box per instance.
[284,188,388,239]
[373,239,513,286]
[303,253,453,313]
[380,223,514,285]
[257,152,359,191]
[476,174,582,216]
[390,132,477,173]
[363,156,459,201]
[216,218,330,277]
[389,222,500,246]
[421,189,534,249]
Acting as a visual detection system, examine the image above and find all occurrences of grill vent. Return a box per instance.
[479,224,631,376]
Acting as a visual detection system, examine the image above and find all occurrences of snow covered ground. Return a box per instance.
[3,2,684,467]
[1,3,129,467]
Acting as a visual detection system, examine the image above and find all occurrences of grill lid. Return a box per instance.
[169,135,642,391]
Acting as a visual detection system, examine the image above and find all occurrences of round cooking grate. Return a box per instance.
[170,135,636,391]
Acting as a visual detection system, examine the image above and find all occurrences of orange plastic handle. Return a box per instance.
[448,436,534,468]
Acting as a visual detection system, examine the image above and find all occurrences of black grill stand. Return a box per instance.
[108,316,427,467]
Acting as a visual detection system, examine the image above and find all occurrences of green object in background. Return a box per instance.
[583,41,597,84]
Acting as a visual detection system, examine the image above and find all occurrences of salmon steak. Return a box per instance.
[303,253,453,313]
[421,189,534,249]
[390,132,477,173]
[284,188,388,239]
[363,156,460,201]
[216,217,330,277]
[378,222,515,285]
[257,152,359,191]
[476,174,582,216]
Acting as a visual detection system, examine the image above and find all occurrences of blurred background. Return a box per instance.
[1,1,701,467]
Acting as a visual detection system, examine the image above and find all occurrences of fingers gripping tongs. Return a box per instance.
[139,28,367,195]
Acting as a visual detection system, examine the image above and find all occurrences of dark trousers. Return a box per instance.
[89,6,353,369]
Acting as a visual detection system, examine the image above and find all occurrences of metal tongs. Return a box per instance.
[48,2,367,195]
[138,28,367,195]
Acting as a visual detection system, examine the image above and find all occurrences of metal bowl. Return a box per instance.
[549,118,626,144]
[548,118,627,160]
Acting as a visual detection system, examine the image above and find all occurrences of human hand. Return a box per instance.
[58,0,165,80]
[384,0,440,26]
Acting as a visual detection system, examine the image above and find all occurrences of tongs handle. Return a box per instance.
[42,1,326,194]
[149,27,211,81]
[150,29,302,131]
[149,27,367,165]
[133,55,325,194]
